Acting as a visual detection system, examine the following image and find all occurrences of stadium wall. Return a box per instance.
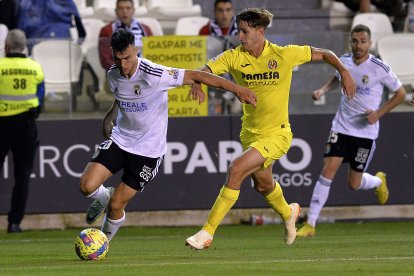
[1,113,413,218]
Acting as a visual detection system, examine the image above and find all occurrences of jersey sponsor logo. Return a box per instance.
[241,63,251,68]
[0,102,35,112]
[241,71,279,80]
[268,59,278,69]
[356,86,371,95]
[119,101,148,112]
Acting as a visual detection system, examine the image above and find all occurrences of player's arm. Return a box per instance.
[102,99,118,139]
[311,47,356,100]
[188,66,212,104]
[183,70,257,107]
[312,76,340,101]
[367,86,406,124]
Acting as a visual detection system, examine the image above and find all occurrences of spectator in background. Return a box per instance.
[0,0,18,30]
[199,0,240,115]
[0,29,45,233]
[99,0,152,71]
[199,0,238,36]
[17,0,86,50]
[335,0,407,30]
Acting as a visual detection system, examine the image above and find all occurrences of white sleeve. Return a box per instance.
[157,67,185,91]
[382,67,403,92]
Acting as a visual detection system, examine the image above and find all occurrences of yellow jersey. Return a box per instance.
[207,40,311,133]
[0,55,44,116]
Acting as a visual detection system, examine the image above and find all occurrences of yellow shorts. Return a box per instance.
[240,128,293,170]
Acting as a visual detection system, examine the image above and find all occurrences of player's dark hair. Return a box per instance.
[214,0,232,10]
[351,24,371,38]
[236,8,273,29]
[116,0,134,7]
[111,29,135,53]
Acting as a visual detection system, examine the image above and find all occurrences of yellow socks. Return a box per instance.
[202,186,240,236]
[264,181,291,221]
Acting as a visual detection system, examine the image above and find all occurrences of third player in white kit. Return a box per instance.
[297,24,406,237]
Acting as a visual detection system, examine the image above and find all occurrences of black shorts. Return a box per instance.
[323,131,376,172]
[91,140,163,191]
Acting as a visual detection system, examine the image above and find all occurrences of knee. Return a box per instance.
[79,175,95,196]
[227,162,244,179]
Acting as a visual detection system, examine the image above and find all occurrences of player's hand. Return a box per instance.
[102,120,114,139]
[189,83,206,104]
[366,110,379,124]
[312,90,324,101]
[235,87,257,107]
[340,70,356,100]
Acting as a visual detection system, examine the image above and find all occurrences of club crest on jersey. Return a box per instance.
[362,75,369,84]
[134,84,141,95]
[268,59,278,69]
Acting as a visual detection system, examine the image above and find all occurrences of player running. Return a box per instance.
[185,8,356,250]
[297,24,406,237]
[79,29,257,241]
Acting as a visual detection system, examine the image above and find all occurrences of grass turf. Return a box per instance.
[0,221,413,275]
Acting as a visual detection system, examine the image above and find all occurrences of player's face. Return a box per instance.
[116,1,135,26]
[237,21,263,53]
[350,31,372,60]
[113,44,138,78]
[214,2,234,28]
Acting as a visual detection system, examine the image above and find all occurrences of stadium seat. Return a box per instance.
[77,18,105,57]
[93,0,147,22]
[32,40,83,110]
[174,16,209,35]
[351,13,393,54]
[138,17,164,36]
[146,0,201,20]
[377,34,414,87]
[73,0,94,18]
[0,23,8,57]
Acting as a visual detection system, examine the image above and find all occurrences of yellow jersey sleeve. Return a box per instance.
[206,49,235,75]
[282,45,312,67]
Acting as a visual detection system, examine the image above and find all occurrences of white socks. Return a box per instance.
[307,175,332,227]
[101,211,126,241]
[357,173,382,190]
[87,185,108,203]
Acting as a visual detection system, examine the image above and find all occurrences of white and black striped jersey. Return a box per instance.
[332,53,402,139]
[107,57,185,157]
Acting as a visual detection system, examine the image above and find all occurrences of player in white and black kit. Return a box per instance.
[297,24,406,237]
[79,29,257,241]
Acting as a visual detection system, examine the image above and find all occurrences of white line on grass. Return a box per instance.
[1,256,414,271]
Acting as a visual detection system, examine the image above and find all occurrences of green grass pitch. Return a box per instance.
[1,221,413,275]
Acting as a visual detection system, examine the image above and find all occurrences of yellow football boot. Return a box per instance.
[375,172,389,205]
[296,223,315,237]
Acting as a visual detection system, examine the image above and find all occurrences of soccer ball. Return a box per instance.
[75,228,109,260]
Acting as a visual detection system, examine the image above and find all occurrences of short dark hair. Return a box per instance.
[236,8,273,29]
[351,24,371,38]
[214,0,232,9]
[111,29,135,53]
[116,0,134,7]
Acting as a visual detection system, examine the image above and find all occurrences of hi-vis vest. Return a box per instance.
[0,56,44,116]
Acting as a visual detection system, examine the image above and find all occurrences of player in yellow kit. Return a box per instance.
[185,8,356,250]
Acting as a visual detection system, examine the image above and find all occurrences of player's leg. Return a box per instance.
[347,138,388,204]
[101,182,138,241]
[80,140,124,224]
[252,166,300,245]
[298,156,343,237]
[186,147,265,250]
[101,153,163,241]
